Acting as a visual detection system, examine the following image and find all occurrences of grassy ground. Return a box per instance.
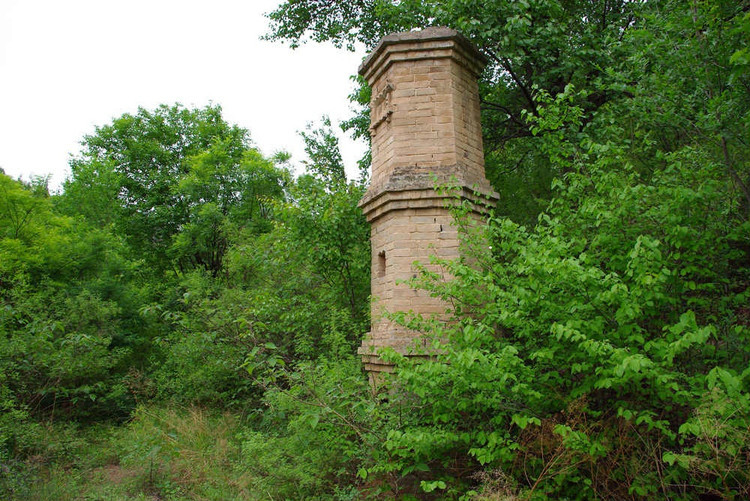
[4,406,260,501]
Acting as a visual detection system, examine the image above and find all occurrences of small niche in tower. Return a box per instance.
[377,250,386,278]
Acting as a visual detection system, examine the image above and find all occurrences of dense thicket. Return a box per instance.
[263,0,750,499]
[0,108,369,497]
[1,1,749,499]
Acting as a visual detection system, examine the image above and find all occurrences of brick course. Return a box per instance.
[357,27,498,375]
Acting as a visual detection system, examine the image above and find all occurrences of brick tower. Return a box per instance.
[358,27,497,375]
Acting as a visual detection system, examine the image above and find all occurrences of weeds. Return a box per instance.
[3,406,256,501]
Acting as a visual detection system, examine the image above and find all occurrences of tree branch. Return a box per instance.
[485,51,538,116]
[481,99,529,130]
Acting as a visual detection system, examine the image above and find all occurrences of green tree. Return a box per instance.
[232,119,370,362]
[281,120,370,347]
[148,121,368,407]
[267,0,642,224]
[63,103,284,276]
[170,144,287,276]
[0,173,147,424]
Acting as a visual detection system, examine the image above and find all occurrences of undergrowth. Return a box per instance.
[2,406,254,501]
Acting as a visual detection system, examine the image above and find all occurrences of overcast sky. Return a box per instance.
[0,0,367,190]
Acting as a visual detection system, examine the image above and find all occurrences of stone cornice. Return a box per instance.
[359,172,498,223]
[359,27,488,84]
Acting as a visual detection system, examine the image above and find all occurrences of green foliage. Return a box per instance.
[0,379,40,497]
[228,118,370,363]
[63,103,285,276]
[665,388,750,500]
[300,116,348,187]
[241,358,373,500]
[369,47,749,498]
[276,173,370,348]
[170,145,287,275]
[263,2,750,497]
[0,173,149,424]
[148,270,258,406]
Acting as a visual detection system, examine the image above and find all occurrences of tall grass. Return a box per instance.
[5,406,256,501]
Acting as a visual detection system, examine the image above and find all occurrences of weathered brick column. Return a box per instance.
[358,27,497,375]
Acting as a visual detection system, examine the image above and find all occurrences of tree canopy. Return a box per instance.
[62,103,286,275]
[268,0,750,223]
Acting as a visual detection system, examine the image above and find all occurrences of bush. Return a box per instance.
[241,357,374,500]
[368,92,750,499]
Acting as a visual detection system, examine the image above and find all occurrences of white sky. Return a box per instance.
[0,0,367,190]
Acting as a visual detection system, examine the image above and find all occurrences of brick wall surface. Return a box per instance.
[357,27,497,373]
